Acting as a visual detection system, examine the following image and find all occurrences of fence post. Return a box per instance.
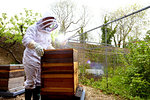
[105,25,108,88]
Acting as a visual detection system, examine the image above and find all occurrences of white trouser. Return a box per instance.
[24,63,41,89]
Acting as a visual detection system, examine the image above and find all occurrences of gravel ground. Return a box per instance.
[83,86,124,100]
[0,94,25,100]
[0,86,124,100]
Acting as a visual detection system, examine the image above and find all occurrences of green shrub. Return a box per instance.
[125,41,150,98]
[79,41,150,100]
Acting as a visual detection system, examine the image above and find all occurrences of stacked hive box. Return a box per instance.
[41,48,78,100]
[0,64,25,92]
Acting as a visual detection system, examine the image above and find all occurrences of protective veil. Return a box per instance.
[22,16,57,89]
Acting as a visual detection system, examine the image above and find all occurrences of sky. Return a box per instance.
[0,0,149,16]
[0,0,150,40]
[0,0,150,26]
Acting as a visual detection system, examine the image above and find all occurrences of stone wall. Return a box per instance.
[0,48,14,64]
[0,43,25,64]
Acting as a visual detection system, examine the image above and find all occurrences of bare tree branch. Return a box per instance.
[50,0,89,34]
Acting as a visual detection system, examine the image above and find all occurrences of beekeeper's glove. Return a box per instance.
[28,41,44,56]
[34,43,44,56]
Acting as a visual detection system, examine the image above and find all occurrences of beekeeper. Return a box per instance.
[22,13,58,100]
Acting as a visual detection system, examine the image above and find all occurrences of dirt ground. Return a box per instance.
[83,86,123,100]
[0,94,25,100]
[0,85,124,100]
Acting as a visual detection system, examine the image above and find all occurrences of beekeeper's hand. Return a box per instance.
[28,41,44,56]
[35,44,44,56]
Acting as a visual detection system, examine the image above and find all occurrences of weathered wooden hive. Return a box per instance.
[41,48,78,100]
[0,64,25,92]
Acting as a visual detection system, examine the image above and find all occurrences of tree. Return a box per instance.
[106,4,148,48]
[101,16,117,45]
[0,9,41,63]
[50,0,89,35]
[78,26,88,43]
[144,30,150,42]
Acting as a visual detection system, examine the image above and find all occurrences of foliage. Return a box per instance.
[144,30,150,42]
[125,41,150,98]
[0,9,41,44]
[101,16,117,44]
[79,41,150,99]
[78,26,88,43]
[0,9,41,63]
[0,9,40,44]
[106,4,148,48]
[78,64,90,75]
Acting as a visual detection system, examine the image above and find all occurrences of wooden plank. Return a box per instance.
[0,69,24,73]
[74,72,78,93]
[41,87,73,92]
[9,64,24,70]
[42,58,73,63]
[0,70,9,72]
[0,66,10,70]
[41,74,73,78]
[73,62,78,94]
[42,63,73,67]
[9,71,25,78]
[43,49,73,59]
[0,79,8,89]
[0,72,9,79]
[43,82,73,88]
[41,70,73,74]
[0,70,24,78]
[41,92,74,95]
[74,62,78,73]
[10,69,24,72]
[42,53,73,59]
[43,78,73,88]
[44,49,73,55]
[42,66,73,71]
[10,67,24,70]
[0,64,24,71]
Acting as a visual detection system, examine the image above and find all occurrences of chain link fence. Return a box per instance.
[65,6,150,90]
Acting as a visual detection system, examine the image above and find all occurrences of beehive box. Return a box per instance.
[0,64,25,92]
[41,48,78,100]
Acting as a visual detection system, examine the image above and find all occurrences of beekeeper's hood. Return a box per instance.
[37,12,58,32]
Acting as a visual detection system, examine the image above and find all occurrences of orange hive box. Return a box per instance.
[0,64,25,92]
[41,48,78,100]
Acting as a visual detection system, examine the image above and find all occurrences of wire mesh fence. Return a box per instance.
[67,37,128,85]
[64,6,150,97]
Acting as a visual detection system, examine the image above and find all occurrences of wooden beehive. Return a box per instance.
[41,48,78,100]
[0,64,25,92]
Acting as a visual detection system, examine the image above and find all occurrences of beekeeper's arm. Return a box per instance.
[28,40,44,56]
[22,27,44,56]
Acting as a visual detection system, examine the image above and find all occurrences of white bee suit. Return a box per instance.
[22,18,56,89]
